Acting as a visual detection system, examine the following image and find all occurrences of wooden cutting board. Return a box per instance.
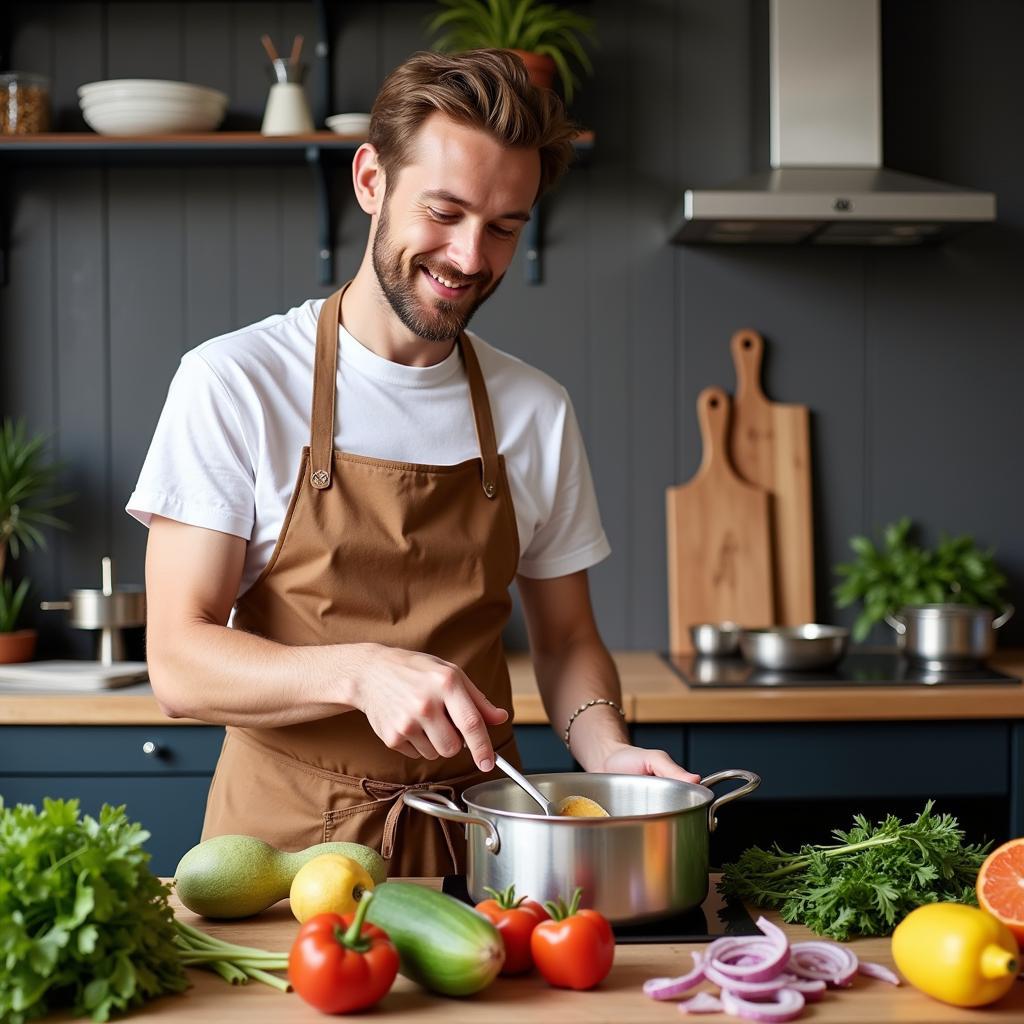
[729,328,815,626]
[667,386,775,653]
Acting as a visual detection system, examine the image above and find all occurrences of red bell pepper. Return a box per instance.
[475,884,549,974]
[288,890,399,1014]
[530,887,615,990]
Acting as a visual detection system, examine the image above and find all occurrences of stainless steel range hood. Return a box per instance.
[671,0,996,246]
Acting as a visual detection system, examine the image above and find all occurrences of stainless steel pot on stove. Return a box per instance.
[403,769,760,925]
[886,603,1014,668]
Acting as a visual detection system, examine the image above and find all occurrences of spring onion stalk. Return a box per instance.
[173,921,291,992]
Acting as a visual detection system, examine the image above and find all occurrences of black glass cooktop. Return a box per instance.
[663,649,1020,688]
[441,874,759,943]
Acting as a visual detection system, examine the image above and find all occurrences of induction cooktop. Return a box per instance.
[441,874,759,943]
[663,649,1020,688]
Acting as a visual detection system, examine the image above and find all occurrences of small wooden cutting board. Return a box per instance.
[729,329,815,626]
[667,387,775,653]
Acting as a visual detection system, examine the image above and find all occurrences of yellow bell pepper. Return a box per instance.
[891,903,1019,1007]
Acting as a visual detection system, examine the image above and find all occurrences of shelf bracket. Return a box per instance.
[306,145,334,285]
[524,199,543,284]
[311,0,333,128]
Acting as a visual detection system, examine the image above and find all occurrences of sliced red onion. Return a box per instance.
[703,964,788,999]
[788,941,859,987]
[644,954,706,1000]
[720,987,805,1023]
[705,935,789,983]
[778,974,826,1002]
[678,991,725,1014]
[857,960,901,986]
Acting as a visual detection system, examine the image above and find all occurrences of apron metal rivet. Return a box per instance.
[311,469,329,487]
[484,481,496,497]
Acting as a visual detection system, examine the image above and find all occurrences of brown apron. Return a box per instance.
[201,283,521,876]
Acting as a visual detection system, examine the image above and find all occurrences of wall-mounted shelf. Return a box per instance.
[0,130,593,285]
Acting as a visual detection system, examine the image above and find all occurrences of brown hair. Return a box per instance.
[369,49,577,201]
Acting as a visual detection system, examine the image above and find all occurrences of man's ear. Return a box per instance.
[352,143,385,215]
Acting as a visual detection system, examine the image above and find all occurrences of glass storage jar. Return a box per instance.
[1,71,51,134]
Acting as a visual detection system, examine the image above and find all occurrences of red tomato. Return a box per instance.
[530,889,614,990]
[288,894,398,1014]
[475,887,549,974]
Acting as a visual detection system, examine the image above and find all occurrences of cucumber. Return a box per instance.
[364,881,505,995]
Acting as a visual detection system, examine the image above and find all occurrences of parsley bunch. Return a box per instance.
[718,802,990,940]
[0,798,188,1023]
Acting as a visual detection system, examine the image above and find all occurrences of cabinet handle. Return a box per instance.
[142,741,160,757]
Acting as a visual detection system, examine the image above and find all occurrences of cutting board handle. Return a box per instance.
[731,328,768,406]
[696,386,735,480]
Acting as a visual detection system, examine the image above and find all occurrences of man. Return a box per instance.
[128,49,699,876]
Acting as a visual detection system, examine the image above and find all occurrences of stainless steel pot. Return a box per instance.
[738,624,849,671]
[404,768,760,925]
[886,603,1014,668]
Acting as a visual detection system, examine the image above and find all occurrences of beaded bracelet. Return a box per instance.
[563,697,627,747]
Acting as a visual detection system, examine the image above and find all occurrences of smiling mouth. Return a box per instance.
[420,265,476,299]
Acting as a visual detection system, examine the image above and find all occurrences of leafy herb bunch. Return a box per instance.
[718,801,989,941]
[833,517,1008,642]
[0,798,187,1023]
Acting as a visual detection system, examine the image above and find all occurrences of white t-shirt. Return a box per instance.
[127,298,611,600]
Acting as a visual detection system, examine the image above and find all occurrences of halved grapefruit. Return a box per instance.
[977,837,1024,943]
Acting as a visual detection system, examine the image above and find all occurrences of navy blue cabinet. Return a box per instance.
[0,723,569,875]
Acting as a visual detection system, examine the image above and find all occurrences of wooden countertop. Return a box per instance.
[3,650,1024,726]
[77,876,1022,1023]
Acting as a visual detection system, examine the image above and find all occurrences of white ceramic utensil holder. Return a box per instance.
[261,82,313,135]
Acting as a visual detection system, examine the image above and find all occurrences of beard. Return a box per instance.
[371,197,502,342]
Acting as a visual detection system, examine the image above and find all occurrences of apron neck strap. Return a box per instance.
[459,333,501,499]
[309,284,500,498]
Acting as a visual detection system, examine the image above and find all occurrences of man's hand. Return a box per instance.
[598,742,701,784]
[348,644,508,772]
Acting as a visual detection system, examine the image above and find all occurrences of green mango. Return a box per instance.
[173,834,387,918]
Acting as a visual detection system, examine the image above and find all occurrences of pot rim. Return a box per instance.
[461,771,717,824]
[898,602,994,618]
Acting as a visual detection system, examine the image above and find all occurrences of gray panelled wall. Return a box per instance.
[2,0,1023,660]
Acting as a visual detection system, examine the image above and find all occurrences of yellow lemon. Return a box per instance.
[288,853,375,923]
[891,903,1018,1007]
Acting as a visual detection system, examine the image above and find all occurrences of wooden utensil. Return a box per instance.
[729,329,815,626]
[667,387,775,653]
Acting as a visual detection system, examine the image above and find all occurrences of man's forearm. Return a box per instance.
[531,639,630,771]
[148,621,364,727]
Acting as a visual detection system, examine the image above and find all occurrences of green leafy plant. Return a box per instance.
[833,517,1008,642]
[0,798,290,1024]
[718,801,989,941]
[0,417,73,632]
[428,0,596,102]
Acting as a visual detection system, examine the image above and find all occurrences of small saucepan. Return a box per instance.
[404,769,760,924]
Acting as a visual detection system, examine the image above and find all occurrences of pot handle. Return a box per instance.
[885,613,907,635]
[701,769,761,833]
[402,791,501,855]
[994,604,1015,630]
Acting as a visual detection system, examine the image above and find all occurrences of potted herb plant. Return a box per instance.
[0,417,72,663]
[427,0,596,103]
[833,517,1011,647]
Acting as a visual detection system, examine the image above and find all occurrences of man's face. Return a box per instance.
[371,113,541,342]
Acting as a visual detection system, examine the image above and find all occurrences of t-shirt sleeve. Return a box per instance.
[125,352,256,539]
[516,391,611,579]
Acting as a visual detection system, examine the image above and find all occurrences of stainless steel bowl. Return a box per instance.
[739,624,849,671]
[404,769,760,924]
[689,621,741,657]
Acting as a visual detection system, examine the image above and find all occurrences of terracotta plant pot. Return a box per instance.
[0,628,37,664]
[509,49,556,90]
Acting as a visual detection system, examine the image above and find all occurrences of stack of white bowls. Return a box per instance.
[325,112,371,138]
[78,79,229,135]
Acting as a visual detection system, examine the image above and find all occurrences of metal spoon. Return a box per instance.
[493,754,557,816]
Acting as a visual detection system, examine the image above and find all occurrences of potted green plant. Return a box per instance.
[427,0,596,102]
[0,417,73,664]
[833,517,1010,643]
